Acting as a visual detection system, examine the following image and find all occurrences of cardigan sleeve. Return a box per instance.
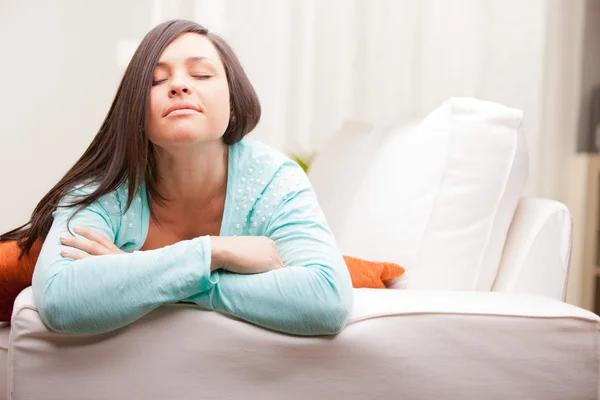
[32,188,217,335]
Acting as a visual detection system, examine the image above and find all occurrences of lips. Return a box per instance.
[164,102,202,117]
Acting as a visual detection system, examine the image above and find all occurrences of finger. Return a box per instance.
[61,248,90,260]
[60,235,105,256]
[73,226,118,251]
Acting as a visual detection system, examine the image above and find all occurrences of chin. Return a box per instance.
[172,129,206,142]
[155,128,222,147]
[149,118,227,147]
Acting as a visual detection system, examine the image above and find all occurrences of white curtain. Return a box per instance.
[155,0,576,200]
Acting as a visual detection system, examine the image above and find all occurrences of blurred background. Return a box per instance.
[0,0,599,310]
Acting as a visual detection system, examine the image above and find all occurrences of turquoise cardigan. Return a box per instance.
[32,139,353,336]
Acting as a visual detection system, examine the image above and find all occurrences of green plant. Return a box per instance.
[291,154,311,172]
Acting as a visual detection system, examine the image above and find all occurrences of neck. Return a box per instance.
[154,139,228,206]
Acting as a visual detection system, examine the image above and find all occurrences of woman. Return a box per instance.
[0,20,352,336]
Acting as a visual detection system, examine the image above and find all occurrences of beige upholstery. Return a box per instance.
[6,287,600,400]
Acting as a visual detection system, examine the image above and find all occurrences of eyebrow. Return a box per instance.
[155,56,212,68]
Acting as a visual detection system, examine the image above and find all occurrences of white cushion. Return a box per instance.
[311,98,528,290]
[308,120,377,237]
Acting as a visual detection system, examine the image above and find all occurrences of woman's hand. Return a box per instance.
[60,226,125,260]
[210,236,284,274]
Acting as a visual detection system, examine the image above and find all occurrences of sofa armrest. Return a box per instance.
[8,287,599,400]
[492,197,573,301]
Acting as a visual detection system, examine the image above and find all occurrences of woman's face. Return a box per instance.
[148,33,231,148]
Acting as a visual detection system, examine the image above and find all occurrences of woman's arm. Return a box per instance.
[189,164,354,336]
[33,192,217,335]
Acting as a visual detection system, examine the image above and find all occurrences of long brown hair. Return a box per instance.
[0,19,261,256]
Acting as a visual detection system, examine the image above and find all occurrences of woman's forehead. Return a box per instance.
[157,33,220,66]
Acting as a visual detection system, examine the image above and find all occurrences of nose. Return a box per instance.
[169,78,191,97]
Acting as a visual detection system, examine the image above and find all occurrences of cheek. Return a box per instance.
[147,90,163,137]
[149,91,161,122]
[205,81,231,124]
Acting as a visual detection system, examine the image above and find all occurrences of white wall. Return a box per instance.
[0,0,588,278]
[204,0,556,198]
[0,0,155,234]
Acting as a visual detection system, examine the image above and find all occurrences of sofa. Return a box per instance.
[2,98,599,399]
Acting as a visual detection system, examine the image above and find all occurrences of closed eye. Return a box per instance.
[151,75,211,85]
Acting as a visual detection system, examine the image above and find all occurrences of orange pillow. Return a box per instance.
[0,240,404,321]
[0,240,43,321]
[343,255,405,289]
